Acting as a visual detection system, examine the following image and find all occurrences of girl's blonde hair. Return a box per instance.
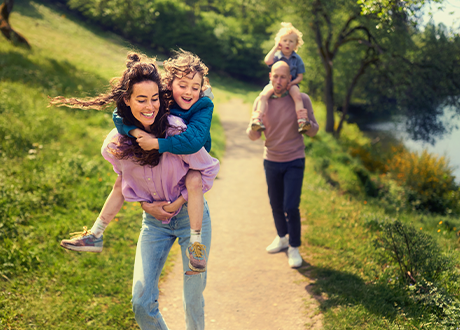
[275,22,304,51]
[162,49,211,109]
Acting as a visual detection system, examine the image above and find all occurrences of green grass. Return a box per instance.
[0,1,226,329]
[298,102,460,329]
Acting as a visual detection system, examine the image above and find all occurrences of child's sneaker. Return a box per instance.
[187,242,207,272]
[60,226,103,253]
[298,118,311,134]
[251,118,266,132]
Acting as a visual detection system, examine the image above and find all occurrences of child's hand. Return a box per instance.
[287,82,293,90]
[136,131,159,151]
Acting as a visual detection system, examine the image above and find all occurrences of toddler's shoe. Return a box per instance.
[298,118,312,134]
[187,242,207,272]
[60,226,103,253]
[266,235,289,253]
[251,118,266,132]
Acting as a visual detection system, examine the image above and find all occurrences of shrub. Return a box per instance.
[351,142,459,215]
[385,148,459,215]
[375,220,454,285]
[375,220,460,328]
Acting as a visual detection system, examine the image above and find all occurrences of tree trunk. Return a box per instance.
[325,64,335,133]
[336,57,378,137]
[0,0,31,48]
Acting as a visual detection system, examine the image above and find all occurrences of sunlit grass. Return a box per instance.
[0,1,224,329]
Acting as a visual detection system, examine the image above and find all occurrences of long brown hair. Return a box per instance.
[50,53,169,167]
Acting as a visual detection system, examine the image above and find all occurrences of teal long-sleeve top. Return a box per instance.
[112,97,213,154]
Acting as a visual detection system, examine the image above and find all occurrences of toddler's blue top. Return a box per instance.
[271,50,306,81]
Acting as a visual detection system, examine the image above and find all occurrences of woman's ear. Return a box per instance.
[124,96,130,107]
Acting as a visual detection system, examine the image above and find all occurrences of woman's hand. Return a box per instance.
[163,196,186,213]
[132,130,159,151]
[141,201,173,221]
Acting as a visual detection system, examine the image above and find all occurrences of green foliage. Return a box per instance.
[358,0,444,27]
[409,279,460,329]
[349,138,460,215]
[360,23,460,143]
[373,220,460,328]
[50,0,277,82]
[374,220,454,284]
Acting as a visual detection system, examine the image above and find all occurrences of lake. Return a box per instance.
[360,108,460,183]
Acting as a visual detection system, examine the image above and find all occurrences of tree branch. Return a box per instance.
[336,54,379,136]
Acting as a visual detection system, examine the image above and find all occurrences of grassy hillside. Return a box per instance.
[0,1,227,329]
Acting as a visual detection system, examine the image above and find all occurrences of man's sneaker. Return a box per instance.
[60,226,103,253]
[251,118,266,132]
[298,118,312,134]
[266,235,289,253]
[288,246,303,268]
[187,242,207,272]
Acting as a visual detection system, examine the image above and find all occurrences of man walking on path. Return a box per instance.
[247,61,319,268]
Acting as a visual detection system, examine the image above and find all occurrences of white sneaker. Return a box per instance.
[288,247,302,268]
[266,236,289,253]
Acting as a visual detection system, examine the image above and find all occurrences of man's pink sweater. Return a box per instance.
[247,93,319,162]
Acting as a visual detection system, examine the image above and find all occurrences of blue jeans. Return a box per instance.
[264,158,305,248]
[132,201,212,330]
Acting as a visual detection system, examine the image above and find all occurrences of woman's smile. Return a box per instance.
[124,80,160,131]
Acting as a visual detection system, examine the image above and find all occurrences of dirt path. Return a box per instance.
[159,99,322,330]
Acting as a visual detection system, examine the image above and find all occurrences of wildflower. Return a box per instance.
[439,221,443,225]
[98,178,102,182]
[123,206,127,210]
[437,229,441,233]
[364,201,367,205]
[86,177,90,181]
[420,227,422,230]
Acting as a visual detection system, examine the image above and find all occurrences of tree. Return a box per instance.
[360,23,460,143]
[281,0,457,140]
[0,0,30,48]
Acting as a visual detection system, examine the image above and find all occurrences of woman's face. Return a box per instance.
[124,81,160,131]
[170,72,202,110]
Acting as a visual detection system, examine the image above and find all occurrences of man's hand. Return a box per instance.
[141,201,174,221]
[136,131,159,151]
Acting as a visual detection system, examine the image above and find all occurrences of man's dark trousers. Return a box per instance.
[263,158,305,248]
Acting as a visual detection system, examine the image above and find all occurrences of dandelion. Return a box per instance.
[437,229,441,233]
[86,177,90,181]
[364,201,367,205]
[115,218,119,222]
[420,227,422,230]
[107,172,111,176]
[454,227,457,231]
[439,221,443,225]
[98,178,102,182]
[123,206,127,210]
